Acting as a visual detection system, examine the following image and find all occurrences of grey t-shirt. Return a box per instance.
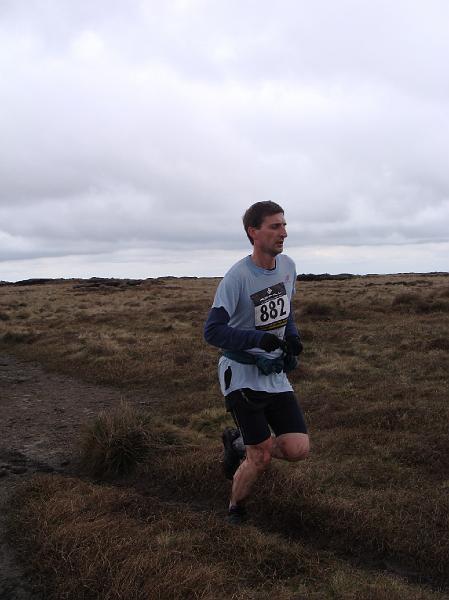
[212,254,297,395]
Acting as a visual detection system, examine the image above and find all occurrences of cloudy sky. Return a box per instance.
[1,0,449,281]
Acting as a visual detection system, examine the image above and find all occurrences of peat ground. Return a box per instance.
[0,274,448,599]
[0,353,158,599]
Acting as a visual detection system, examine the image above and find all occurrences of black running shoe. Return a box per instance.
[227,504,247,525]
[222,427,242,480]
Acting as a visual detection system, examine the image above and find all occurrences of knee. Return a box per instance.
[281,436,310,462]
[247,439,273,471]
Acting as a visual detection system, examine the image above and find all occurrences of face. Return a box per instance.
[249,212,287,256]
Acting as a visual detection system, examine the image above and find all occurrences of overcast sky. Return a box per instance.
[1,0,449,281]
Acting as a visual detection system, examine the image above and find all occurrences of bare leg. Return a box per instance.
[230,437,273,506]
[270,432,309,461]
[230,433,309,506]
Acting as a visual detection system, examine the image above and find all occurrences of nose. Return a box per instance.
[281,226,287,238]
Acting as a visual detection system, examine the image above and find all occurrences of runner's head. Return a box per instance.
[243,201,285,247]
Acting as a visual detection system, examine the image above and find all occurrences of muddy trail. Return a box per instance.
[0,353,157,599]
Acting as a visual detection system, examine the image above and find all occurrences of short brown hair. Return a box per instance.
[242,201,284,245]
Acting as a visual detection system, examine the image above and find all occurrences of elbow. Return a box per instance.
[204,307,229,347]
[204,323,219,347]
[204,327,212,345]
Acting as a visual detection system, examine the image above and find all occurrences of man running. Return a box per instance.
[204,201,309,524]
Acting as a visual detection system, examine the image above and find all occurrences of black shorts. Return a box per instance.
[225,388,308,446]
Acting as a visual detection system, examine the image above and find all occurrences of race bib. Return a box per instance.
[251,283,290,332]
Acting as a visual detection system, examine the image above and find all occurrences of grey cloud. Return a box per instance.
[4,1,449,91]
[1,0,449,276]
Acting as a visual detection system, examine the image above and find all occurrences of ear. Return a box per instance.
[247,226,259,241]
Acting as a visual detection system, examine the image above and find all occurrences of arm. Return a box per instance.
[204,306,265,350]
[284,310,303,355]
[284,310,299,338]
[204,271,285,353]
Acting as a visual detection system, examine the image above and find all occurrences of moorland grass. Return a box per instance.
[2,274,449,597]
[80,401,157,478]
[8,474,447,600]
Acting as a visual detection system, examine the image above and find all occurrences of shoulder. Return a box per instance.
[214,257,250,300]
[222,256,251,282]
[278,253,296,271]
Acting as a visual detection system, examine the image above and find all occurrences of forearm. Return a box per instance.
[204,307,264,351]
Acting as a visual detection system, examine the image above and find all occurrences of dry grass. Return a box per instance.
[79,401,165,478]
[8,475,447,600]
[2,273,449,597]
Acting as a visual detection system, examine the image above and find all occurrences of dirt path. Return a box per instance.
[0,353,153,599]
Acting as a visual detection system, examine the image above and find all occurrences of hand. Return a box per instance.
[259,333,283,352]
[285,335,303,356]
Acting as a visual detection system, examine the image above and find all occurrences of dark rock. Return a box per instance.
[10,466,27,475]
[12,278,57,286]
[297,273,357,282]
[35,464,54,473]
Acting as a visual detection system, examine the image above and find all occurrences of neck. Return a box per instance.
[251,249,276,270]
